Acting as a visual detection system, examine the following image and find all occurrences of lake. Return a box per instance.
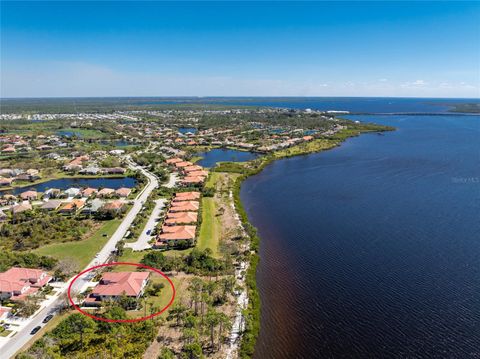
[131,97,478,114]
[6,177,137,195]
[195,148,260,168]
[241,113,480,358]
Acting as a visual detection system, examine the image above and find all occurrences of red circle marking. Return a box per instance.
[67,262,176,323]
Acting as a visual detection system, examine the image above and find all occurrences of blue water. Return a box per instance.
[196,148,260,168]
[99,140,137,147]
[5,177,136,195]
[56,130,83,138]
[241,114,480,358]
[134,97,479,114]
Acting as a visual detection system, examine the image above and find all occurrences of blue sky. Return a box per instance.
[1,1,479,98]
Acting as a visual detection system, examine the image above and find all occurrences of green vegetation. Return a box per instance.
[34,219,122,268]
[448,102,480,113]
[196,198,220,257]
[0,250,57,272]
[17,308,157,359]
[0,213,93,251]
[59,127,106,139]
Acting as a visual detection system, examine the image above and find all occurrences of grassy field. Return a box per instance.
[196,197,220,257]
[205,172,222,188]
[114,249,146,270]
[190,156,203,163]
[34,219,122,268]
[128,274,180,319]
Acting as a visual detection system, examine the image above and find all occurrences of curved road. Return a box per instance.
[1,157,158,359]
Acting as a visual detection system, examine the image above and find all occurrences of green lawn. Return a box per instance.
[114,249,146,270]
[205,172,222,189]
[128,275,180,319]
[196,198,220,257]
[34,219,122,269]
[190,156,203,163]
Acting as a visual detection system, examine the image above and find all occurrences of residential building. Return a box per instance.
[84,272,150,306]
[0,267,52,301]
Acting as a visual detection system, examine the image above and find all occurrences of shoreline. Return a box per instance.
[232,123,394,358]
[0,174,131,192]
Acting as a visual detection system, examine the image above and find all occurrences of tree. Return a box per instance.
[14,297,39,318]
[116,240,126,257]
[53,313,97,349]
[159,347,175,359]
[167,302,188,327]
[54,259,80,280]
[188,278,204,315]
[182,341,203,359]
[141,251,173,271]
[205,310,220,350]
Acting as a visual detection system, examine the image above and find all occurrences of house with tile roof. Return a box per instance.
[155,225,196,248]
[58,199,86,214]
[169,201,200,212]
[164,211,198,225]
[0,267,52,301]
[173,191,201,202]
[84,272,150,306]
[19,190,37,201]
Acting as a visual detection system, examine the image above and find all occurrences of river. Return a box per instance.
[240,113,480,358]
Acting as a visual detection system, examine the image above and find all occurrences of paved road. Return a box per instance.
[126,198,166,251]
[1,159,158,359]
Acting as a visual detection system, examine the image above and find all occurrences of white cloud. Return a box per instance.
[1,61,479,98]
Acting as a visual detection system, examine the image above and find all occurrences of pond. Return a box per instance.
[56,130,84,138]
[5,177,137,195]
[99,140,138,147]
[195,148,260,168]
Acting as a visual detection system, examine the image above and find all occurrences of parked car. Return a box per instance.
[146,229,151,235]
[43,314,54,323]
[30,326,41,335]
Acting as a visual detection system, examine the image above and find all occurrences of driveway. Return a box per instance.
[125,198,167,251]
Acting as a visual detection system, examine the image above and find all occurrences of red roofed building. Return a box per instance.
[181,176,206,185]
[165,211,198,225]
[0,267,52,301]
[19,190,37,201]
[173,191,201,202]
[115,187,132,197]
[166,157,182,165]
[169,201,199,212]
[82,187,98,197]
[183,165,203,173]
[84,272,150,306]
[175,161,193,169]
[186,170,209,177]
[155,225,196,248]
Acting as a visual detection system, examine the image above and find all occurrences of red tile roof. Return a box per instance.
[173,191,201,202]
[166,158,182,164]
[92,272,150,297]
[169,201,199,212]
[158,225,196,241]
[165,211,198,225]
